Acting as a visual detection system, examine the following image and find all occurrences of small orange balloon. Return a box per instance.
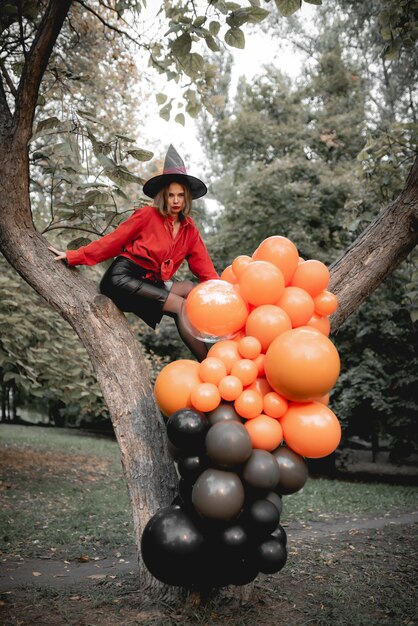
[239,261,285,307]
[245,304,292,352]
[220,265,238,284]
[244,414,283,451]
[208,340,241,374]
[232,255,253,278]
[277,286,315,328]
[154,360,201,417]
[238,336,262,360]
[218,375,243,401]
[307,313,331,336]
[185,279,248,338]
[191,382,221,413]
[252,236,299,285]
[199,357,228,385]
[247,376,273,397]
[314,290,338,316]
[290,260,330,297]
[231,358,258,387]
[252,353,266,377]
[281,401,341,458]
[263,391,288,418]
[265,327,340,401]
[234,389,263,419]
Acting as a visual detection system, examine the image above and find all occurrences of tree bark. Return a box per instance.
[329,155,418,330]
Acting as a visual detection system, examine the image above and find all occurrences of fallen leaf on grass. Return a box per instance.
[77,555,90,562]
[32,571,42,577]
[86,574,106,580]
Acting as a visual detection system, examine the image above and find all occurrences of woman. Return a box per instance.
[49,145,219,361]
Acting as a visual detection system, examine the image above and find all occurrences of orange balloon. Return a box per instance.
[281,401,341,458]
[252,353,266,376]
[185,279,248,337]
[208,340,241,374]
[247,376,273,397]
[314,290,338,316]
[277,286,315,328]
[238,261,285,307]
[307,313,331,336]
[231,358,258,386]
[154,359,201,417]
[191,382,221,413]
[253,236,299,285]
[238,336,262,360]
[313,392,330,405]
[264,327,340,401]
[232,255,253,278]
[263,391,288,418]
[290,260,330,297]
[218,375,243,401]
[244,414,283,451]
[245,305,292,352]
[220,265,238,284]
[234,389,263,419]
[199,357,227,385]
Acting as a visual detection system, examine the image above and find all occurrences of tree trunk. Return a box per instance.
[329,156,418,330]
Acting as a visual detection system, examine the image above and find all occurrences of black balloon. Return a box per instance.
[271,445,309,495]
[167,439,182,461]
[226,556,259,586]
[192,469,245,521]
[220,524,249,553]
[272,524,287,546]
[141,504,204,586]
[265,491,283,516]
[166,408,210,453]
[178,455,207,483]
[205,421,252,467]
[256,537,287,574]
[244,499,280,539]
[242,450,280,491]
[207,403,242,426]
[178,477,194,504]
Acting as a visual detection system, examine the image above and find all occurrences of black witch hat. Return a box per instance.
[142,144,207,200]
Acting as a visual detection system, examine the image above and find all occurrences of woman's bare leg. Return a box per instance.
[163,281,208,362]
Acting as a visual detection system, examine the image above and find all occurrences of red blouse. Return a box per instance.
[66,205,219,282]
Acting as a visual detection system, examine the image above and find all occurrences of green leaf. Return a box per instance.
[193,15,206,27]
[274,0,302,17]
[224,27,245,49]
[67,237,92,250]
[205,34,221,52]
[209,21,221,36]
[171,32,192,57]
[126,148,154,161]
[156,93,168,105]
[159,103,172,121]
[36,117,60,133]
[97,154,116,169]
[303,0,321,5]
[181,53,205,78]
[175,113,185,126]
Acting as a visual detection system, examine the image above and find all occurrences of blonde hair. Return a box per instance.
[153,181,193,218]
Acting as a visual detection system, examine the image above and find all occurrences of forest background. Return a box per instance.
[0,0,417,469]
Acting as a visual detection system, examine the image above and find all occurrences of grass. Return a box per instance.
[1,424,417,561]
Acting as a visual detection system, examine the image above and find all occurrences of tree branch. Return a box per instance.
[0,71,12,131]
[75,0,140,47]
[13,0,73,141]
[0,58,17,98]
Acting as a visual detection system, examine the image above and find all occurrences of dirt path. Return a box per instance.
[1,510,417,593]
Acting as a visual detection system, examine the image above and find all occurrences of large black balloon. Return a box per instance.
[141,504,204,586]
[207,403,242,426]
[205,421,252,467]
[265,491,283,516]
[192,469,245,521]
[178,455,208,483]
[242,450,280,491]
[256,537,287,574]
[243,499,280,539]
[271,445,309,495]
[166,408,210,453]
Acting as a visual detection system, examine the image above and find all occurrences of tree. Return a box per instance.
[0,0,417,602]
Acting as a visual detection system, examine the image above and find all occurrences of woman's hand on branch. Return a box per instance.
[48,246,67,262]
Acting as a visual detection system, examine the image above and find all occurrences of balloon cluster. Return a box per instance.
[143,235,342,589]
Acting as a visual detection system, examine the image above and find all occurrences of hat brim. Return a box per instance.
[143,173,207,200]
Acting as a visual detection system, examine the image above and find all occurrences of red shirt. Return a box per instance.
[66,205,219,282]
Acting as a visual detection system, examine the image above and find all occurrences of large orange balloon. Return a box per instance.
[280,401,341,458]
[185,280,248,338]
[238,261,285,307]
[234,389,263,419]
[218,375,243,401]
[220,265,238,284]
[306,313,331,336]
[154,360,201,417]
[208,340,241,374]
[264,327,340,401]
[314,290,338,316]
[277,286,315,328]
[191,382,221,413]
[244,414,283,451]
[252,236,299,285]
[231,358,258,386]
[290,260,330,297]
[199,357,227,385]
[245,305,292,352]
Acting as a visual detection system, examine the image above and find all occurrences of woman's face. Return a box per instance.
[167,182,186,216]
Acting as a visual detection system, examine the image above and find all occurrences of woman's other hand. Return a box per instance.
[48,246,67,262]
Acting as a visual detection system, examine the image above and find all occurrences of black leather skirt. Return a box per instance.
[99,257,171,329]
